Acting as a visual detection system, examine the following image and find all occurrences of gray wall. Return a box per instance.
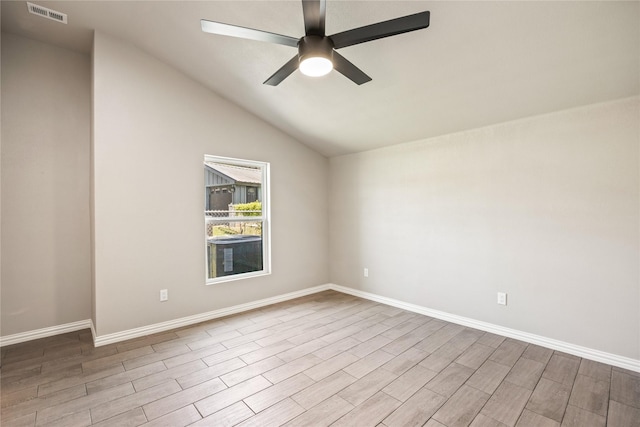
[1,33,92,336]
[329,97,640,360]
[92,32,329,336]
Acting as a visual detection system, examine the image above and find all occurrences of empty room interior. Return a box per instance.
[1,1,639,426]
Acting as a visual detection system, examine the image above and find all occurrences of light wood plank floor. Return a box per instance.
[1,290,638,427]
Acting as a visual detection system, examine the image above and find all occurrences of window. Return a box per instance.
[204,155,270,284]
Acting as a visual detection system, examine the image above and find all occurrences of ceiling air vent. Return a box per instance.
[27,2,67,24]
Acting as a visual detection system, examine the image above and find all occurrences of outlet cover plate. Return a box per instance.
[497,292,507,305]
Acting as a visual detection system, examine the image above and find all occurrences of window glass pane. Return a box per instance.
[206,223,263,279]
[204,157,268,282]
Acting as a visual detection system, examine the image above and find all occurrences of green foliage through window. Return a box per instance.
[234,201,262,216]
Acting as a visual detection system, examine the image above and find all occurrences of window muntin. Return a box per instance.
[204,155,270,284]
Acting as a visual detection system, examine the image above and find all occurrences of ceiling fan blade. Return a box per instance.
[302,0,326,36]
[332,51,372,85]
[264,55,300,86]
[330,11,430,49]
[201,19,299,48]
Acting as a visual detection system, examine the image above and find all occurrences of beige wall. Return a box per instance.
[329,97,640,360]
[92,32,329,336]
[1,33,92,335]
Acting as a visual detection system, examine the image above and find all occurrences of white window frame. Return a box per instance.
[204,155,271,285]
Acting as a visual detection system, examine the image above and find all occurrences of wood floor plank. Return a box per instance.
[560,404,606,427]
[303,352,359,382]
[448,328,484,350]
[140,404,201,427]
[505,357,545,390]
[38,364,125,397]
[283,395,353,427]
[515,409,559,427]
[476,333,506,349]
[525,377,571,422]
[1,385,38,408]
[188,401,254,427]
[578,359,612,382]
[291,371,356,410]
[239,341,295,365]
[382,364,438,402]
[81,347,155,372]
[332,392,401,427]
[469,413,510,427]
[382,387,446,427]
[567,374,610,417]
[276,338,327,363]
[86,361,166,394]
[521,344,554,365]
[175,357,246,389]
[420,342,466,373]
[131,359,206,391]
[415,324,465,354]
[381,347,429,376]
[194,375,271,417]
[220,356,284,387]
[381,317,435,341]
[262,354,322,384]
[243,373,314,413]
[115,332,179,354]
[140,378,225,421]
[337,368,397,406]
[158,343,225,370]
[351,322,393,342]
[44,409,92,427]
[200,342,261,367]
[349,335,393,358]
[424,362,475,398]
[91,407,147,427]
[381,322,440,355]
[42,346,119,374]
[606,400,640,427]
[479,381,533,426]
[90,380,182,423]
[466,360,513,395]
[488,339,527,368]
[424,419,448,427]
[432,384,490,427]
[35,382,134,425]
[611,369,640,409]
[312,337,360,360]
[343,349,394,379]
[236,398,304,427]
[185,330,243,351]
[1,383,87,423]
[456,343,496,370]
[542,354,580,387]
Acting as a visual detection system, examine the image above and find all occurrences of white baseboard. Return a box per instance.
[328,283,640,373]
[93,284,331,347]
[0,319,93,347]
[3,283,638,373]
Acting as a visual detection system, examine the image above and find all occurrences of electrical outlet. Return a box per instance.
[363,268,369,278]
[497,292,507,306]
[160,289,168,302]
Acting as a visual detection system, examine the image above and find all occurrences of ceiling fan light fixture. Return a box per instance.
[300,56,333,77]
[298,35,334,77]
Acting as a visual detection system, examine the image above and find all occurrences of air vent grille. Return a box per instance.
[27,2,67,24]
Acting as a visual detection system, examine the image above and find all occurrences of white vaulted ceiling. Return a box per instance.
[2,1,638,157]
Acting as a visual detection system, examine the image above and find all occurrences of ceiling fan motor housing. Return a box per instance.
[298,35,334,63]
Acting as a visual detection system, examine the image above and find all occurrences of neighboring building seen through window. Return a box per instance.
[204,156,270,283]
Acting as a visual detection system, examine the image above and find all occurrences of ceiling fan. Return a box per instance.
[201,0,430,86]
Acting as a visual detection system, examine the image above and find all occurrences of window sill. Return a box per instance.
[205,270,271,286]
